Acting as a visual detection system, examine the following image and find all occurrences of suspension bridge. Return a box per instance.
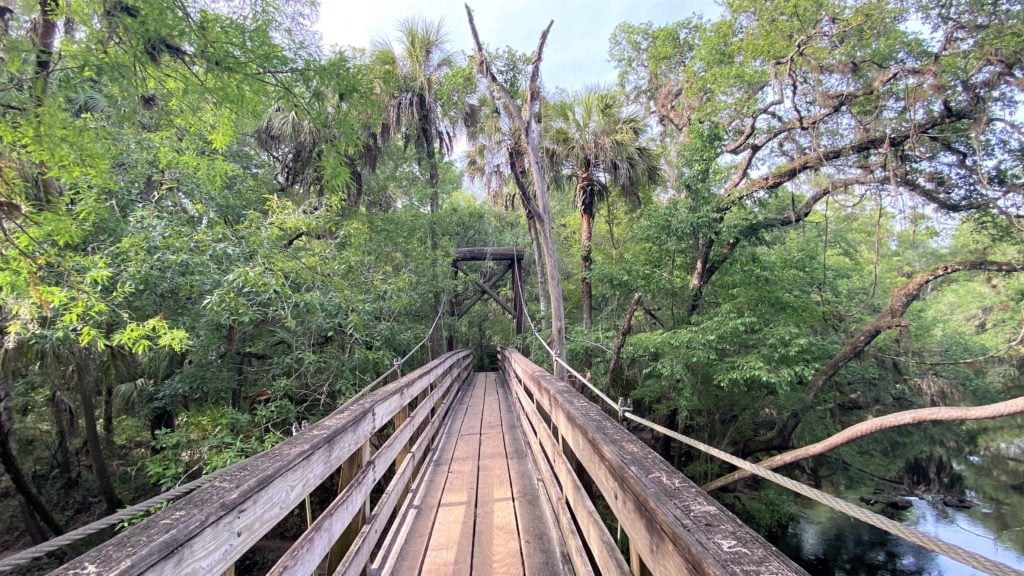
[4,248,1020,576]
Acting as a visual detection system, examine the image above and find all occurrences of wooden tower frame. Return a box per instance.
[447,247,525,352]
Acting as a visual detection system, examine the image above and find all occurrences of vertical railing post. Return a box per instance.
[447,266,458,352]
[326,440,371,573]
[630,544,643,575]
[393,398,411,511]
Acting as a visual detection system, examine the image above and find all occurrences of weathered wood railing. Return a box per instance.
[499,347,806,576]
[57,350,473,576]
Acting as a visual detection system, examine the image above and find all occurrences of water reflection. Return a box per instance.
[770,491,1024,575]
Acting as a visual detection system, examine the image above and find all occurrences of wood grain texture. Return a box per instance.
[454,247,524,261]
[333,370,466,576]
[472,374,523,576]
[378,374,570,576]
[54,351,472,576]
[267,361,472,576]
[501,349,806,576]
[495,373,574,576]
[508,368,627,575]
[375,374,476,575]
[420,373,487,575]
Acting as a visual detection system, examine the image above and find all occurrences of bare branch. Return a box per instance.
[709,395,1024,491]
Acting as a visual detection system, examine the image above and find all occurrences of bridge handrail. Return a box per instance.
[500,347,805,576]
[55,349,473,576]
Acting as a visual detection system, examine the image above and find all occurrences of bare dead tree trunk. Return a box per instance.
[709,395,1024,492]
[467,5,567,378]
[526,213,547,317]
[508,144,547,318]
[742,259,1024,456]
[75,347,123,513]
[605,292,643,396]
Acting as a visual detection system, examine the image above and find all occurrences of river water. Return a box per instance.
[768,433,1024,575]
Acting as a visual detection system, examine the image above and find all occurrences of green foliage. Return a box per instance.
[0,0,1021,558]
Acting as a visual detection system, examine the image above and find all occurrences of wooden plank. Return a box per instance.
[374,373,476,575]
[326,440,370,573]
[266,363,472,576]
[454,247,524,261]
[473,374,523,576]
[420,374,487,575]
[505,372,594,576]
[333,374,465,575]
[454,261,517,318]
[56,350,472,576]
[457,261,512,318]
[496,373,575,576]
[509,369,628,576]
[503,350,806,576]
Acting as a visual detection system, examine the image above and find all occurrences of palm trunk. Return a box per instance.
[32,0,62,205]
[75,347,123,513]
[580,207,594,331]
[32,0,59,104]
[419,101,445,356]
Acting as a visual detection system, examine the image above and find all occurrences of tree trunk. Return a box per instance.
[708,395,1024,492]
[467,8,566,378]
[31,0,62,205]
[32,0,59,104]
[227,324,245,410]
[0,338,65,536]
[605,293,642,396]
[580,206,594,331]
[20,500,47,544]
[51,381,74,482]
[742,259,1024,456]
[509,144,547,319]
[526,213,547,317]
[75,347,123,513]
[103,379,114,443]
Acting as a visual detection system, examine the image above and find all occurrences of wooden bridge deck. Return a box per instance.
[374,372,571,575]
[54,350,806,576]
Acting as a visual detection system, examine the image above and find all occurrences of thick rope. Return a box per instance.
[622,411,1023,576]
[0,298,449,574]
[513,263,618,411]
[0,467,231,573]
[508,270,1023,575]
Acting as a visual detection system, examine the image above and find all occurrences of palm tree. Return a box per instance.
[546,90,660,330]
[371,18,458,214]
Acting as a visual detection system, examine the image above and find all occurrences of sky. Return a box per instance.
[316,0,719,91]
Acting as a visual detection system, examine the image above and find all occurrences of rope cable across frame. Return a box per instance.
[511,263,1023,576]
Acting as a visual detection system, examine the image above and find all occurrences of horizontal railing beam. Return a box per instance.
[500,348,805,576]
[55,350,473,576]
